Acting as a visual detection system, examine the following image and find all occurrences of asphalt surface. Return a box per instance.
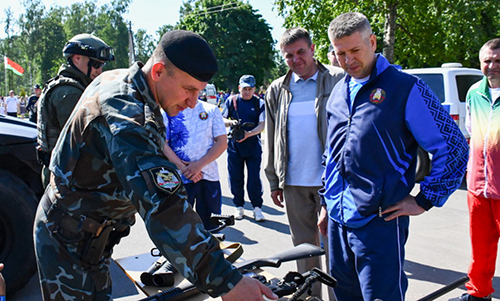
[10,137,500,301]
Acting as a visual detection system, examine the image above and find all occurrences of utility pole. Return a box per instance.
[128,21,136,67]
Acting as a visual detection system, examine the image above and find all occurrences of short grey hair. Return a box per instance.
[279,27,312,51]
[328,12,372,42]
[481,38,500,54]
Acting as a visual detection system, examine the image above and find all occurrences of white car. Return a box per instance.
[199,83,218,106]
[404,63,483,181]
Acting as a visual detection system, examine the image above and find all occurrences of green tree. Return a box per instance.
[133,24,174,63]
[178,0,275,91]
[275,0,500,68]
[62,0,131,69]
[19,0,47,85]
[134,29,154,63]
[37,7,66,81]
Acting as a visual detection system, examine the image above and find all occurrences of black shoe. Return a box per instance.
[448,293,491,301]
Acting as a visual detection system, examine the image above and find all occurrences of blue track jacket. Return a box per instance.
[321,54,468,228]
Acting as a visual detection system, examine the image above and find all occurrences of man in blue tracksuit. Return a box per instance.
[318,12,469,301]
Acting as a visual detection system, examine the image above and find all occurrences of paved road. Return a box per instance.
[11,139,500,301]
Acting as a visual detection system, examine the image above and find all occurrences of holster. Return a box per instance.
[41,186,130,266]
[36,146,50,166]
[82,225,113,265]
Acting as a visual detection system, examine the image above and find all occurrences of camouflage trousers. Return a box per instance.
[34,196,113,301]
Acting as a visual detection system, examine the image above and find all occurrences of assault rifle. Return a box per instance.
[139,243,325,301]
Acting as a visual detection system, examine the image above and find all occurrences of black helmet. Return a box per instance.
[63,33,115,62]
[34,84,41,89]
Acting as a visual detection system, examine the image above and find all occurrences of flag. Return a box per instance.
[4,56,24,76]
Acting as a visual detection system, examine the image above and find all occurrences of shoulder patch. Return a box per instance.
[149,167,181,194]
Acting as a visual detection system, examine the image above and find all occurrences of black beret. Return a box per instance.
[159,30,218,82]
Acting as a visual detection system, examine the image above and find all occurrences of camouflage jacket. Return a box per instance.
[37,63,91,153]
[49,62,242,297]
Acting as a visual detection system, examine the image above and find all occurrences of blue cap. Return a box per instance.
[239,75,256,88]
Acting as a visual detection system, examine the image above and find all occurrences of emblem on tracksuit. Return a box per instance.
[150,167,181,193]
[199,112,208,120]
[370,88,386,104]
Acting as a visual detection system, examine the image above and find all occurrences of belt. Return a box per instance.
[41,186,112,237]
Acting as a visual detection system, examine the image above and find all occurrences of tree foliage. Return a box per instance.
[275,0,500,69]
[0,0,132,94]
[177,0,275,91]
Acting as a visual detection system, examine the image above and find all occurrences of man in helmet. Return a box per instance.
[37,33,114,188]
[26,84,42,123]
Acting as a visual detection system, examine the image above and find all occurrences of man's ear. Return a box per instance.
[151,62,165,82]
[70,54,81,64]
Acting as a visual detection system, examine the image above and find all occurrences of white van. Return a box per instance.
[199,84,218,106]
[404,63,483,180]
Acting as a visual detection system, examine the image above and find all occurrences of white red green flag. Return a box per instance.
[4,56,24,76]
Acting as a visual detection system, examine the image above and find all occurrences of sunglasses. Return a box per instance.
[89,59,106,69]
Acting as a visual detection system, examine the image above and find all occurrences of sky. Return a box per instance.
[0,0,286,43]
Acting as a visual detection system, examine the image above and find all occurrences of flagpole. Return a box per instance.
[4,56,8,96]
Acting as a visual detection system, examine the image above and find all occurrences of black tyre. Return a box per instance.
[415,147,431,182]
[0,169,39,296]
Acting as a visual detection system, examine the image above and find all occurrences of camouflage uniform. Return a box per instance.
[34,62,242,301]
[37,63,90,187]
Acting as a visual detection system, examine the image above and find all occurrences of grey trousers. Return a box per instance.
[283,185,330,298]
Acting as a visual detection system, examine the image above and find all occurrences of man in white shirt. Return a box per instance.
[5,90,20,117]
[162,101,228,230]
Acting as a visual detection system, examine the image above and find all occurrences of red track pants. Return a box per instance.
[466,191,500,297]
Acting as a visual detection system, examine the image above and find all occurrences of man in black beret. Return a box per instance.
[34,30,277,301]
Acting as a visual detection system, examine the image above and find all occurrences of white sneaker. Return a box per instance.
[234,207,244,220]
[253,207,265,222]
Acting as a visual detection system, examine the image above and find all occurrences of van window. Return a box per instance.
[456,75,483,103]
[414,74,445,103]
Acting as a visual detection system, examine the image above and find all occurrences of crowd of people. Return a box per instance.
[0,86,42,119]
[2,10,500,301]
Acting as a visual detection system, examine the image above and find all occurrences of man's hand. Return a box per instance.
[190,172,203,183]
[271,189,284,208]
[236,131,250,143]
[221,275,277,301]
[318,206,328,237]
[381,195,425,221]
[0,263,6,296]
[182,160,204,180]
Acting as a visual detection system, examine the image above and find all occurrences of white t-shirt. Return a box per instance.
[5,96,19,113]
[163,101,226,182]
[490,87,500,103]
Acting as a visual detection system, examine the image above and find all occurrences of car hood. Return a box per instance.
[0,115,37,145]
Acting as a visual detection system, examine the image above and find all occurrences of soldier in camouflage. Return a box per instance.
[33,30,277,301]
[37,33,115,188]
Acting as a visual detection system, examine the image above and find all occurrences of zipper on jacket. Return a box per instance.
[340,178,346,223]
[483,100,494,198]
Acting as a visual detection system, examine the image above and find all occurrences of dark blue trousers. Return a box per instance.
[184,180,222,231]
[227,138,263,208]
[328,215,409,301]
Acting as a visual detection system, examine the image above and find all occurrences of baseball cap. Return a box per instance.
[239,75,256,88]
